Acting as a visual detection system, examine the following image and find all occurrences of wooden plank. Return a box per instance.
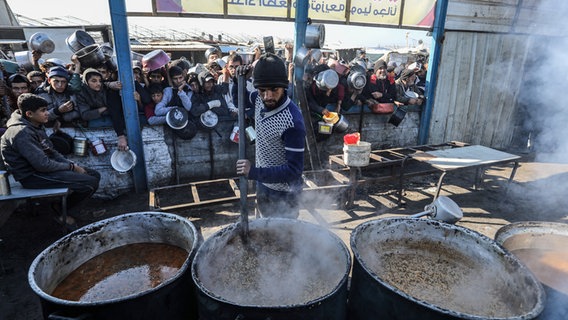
[228,178,240,198]
[191,185,200,203]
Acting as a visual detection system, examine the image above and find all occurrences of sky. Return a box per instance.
[6,0,432,49]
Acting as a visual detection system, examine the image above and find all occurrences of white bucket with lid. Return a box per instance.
[343,141,371,167]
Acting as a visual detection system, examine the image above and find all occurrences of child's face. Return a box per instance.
[87,75,103,91]
[26,106,49,125]
[151,91,163,104]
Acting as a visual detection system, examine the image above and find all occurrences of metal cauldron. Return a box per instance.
[496,221,568,319]
[191,218,351,320]
[348,218,545,320]
[28,212,201,320]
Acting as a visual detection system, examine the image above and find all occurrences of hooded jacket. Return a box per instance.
[76,68,108,121]
[0,110,71,181]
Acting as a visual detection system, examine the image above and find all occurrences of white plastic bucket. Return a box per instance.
[343,142,371,167]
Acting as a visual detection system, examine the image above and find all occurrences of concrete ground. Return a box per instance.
[1,151,567,319]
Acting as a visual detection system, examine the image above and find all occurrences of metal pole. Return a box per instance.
[108,0,148,193]
[293,0,309,88]
[237,74,249,240]
[418,0,449,145]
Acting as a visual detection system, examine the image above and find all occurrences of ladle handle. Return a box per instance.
[410,208,434,219]
[237,73,249,239]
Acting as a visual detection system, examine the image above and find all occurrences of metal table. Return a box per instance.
[408,145,521,199]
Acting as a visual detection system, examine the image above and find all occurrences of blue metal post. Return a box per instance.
[419,0,449,144]
[293,0,309,84]
[108,0,148,192]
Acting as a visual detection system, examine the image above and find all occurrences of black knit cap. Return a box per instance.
[253,53,288,88]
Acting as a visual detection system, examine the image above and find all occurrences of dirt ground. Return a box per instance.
[1,151,567,320]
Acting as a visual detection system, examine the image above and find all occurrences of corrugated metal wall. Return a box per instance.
[427,0,559,148]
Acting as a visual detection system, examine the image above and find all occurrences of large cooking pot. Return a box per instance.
[75,44,105,68]
[28,212,200,320]
[304,23,325,49]
[66,30,95,53]
[192,218,351,320]
[349,218,545,320]
[28,32,55,54]
[495,221,568,319]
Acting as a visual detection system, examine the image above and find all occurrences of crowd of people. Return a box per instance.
[0,35,428,221]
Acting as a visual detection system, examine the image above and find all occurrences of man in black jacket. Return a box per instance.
[0,93,100,229]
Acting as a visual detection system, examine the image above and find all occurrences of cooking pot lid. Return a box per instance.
[110,150,137,173]
[316,69,339,90]
[166,107,189,130]
[200,110,219,128]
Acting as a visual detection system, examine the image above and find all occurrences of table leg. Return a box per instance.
[397,156,409,205]
[434,171,448,199]
[347,167,358,208]
[61,194,68,233]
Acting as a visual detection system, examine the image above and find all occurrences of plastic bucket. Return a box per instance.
[343,142,371,167]
[318,121,333,134]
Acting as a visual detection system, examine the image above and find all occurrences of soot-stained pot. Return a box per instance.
[388,106,407,127]
[75,44,105,69]
[66,30,95,53]
[495,221,568,320]
[348,218,545,320]
[304,24,325,49]
[192,218,351,320]
[28,212,201,320]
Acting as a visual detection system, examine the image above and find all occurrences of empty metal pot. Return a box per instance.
[66,30,95,53]
[28,32,55,54]
[28,212,201,320]
[304,24,325,49]
[76,44,105,68]
[349,218,545,320]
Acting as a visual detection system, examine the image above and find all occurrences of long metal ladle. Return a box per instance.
[237,72,249,242]
[410,196,463,224]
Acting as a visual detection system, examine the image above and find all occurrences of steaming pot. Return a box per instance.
[495,221,568,319]
[191,218,351,320]
[28,212,200,320]
[348,218,545,320]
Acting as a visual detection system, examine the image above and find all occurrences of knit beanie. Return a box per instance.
[252,53,288,88]
[374,59,387,70]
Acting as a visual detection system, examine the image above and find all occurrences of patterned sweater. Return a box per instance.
[247,91,306,194]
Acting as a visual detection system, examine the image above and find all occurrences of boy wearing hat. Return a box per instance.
[235,53,306,219]
[38,66,80,124]
[0,93,100,230]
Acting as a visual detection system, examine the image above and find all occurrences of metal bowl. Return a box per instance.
[110,149,137,173]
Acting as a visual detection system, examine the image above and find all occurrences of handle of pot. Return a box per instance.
[48,312,93,320]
